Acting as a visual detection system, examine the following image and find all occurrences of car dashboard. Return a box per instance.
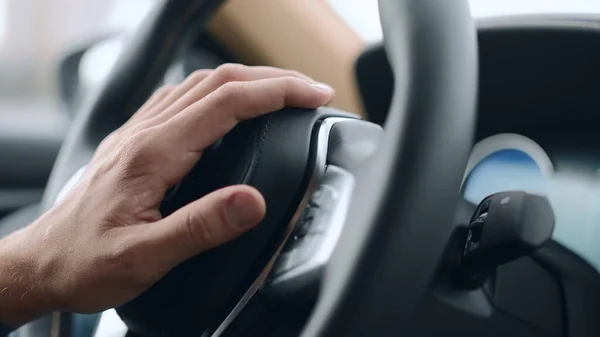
[88,13,600,337]
[463,134,600,272]
[358,14,600,272]
[356,13,600,337]
[472,15,600,274]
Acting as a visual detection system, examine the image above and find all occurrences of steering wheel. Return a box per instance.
[24,0,477,336]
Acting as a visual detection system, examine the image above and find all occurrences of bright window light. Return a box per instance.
[0,0,7,49]
[105,0,154,31]
[79,36,126,88]
[328,0,600,43]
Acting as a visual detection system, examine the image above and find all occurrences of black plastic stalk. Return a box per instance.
[454,191,555,290]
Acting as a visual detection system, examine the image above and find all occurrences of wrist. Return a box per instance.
[0,225,55,327]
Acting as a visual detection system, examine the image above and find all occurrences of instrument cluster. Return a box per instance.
[463,133,600,271]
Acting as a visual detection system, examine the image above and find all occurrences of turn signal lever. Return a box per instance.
[453,191,555,290]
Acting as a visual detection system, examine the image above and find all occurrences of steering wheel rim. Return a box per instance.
[30,0,477,336]
[303,0,477,335]
[41,0,228,209]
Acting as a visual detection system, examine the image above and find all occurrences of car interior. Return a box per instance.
[1,0,600,336]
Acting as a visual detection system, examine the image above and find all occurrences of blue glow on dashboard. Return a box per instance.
[462,148,600,271]
[463,149,548,204]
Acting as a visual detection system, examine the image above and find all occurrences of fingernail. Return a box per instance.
[227,193,262,229]
[312,82,334,93]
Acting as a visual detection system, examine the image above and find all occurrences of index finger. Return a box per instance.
[160,76,335,153]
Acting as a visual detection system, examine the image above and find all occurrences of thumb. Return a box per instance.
[143,185,265,267]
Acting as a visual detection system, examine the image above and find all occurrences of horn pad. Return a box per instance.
[117,107,357,336]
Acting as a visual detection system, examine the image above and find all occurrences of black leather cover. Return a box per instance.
[117,107,356,336]
[355,45,394,126]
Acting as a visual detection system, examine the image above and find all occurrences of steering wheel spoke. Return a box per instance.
[263,165,355,302]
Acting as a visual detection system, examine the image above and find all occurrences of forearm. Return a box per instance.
[0,227,52,328]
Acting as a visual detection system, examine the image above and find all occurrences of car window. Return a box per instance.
[0,0,153,119]
[328,0,600,43]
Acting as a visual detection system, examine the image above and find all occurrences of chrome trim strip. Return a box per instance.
[266,166,354,291]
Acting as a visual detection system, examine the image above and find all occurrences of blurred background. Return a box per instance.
[0,0,153,120]
[1,0,600,122]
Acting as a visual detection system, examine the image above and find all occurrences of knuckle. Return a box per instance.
[181,211,215,252]
[188,69,212,83]
[125,123,145,136]
[215,81,246,101]
[153,85,175,99]
[213,63,247,83]
[279,76,310,98]
[279,75,306,88]
[284,69,307,80]
[158,84,176,94]
[210,81,255,117]
[119,129,155,166]
[100,129,121,147]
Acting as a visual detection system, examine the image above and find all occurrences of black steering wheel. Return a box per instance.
[26,0,477,336]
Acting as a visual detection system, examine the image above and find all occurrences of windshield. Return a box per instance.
[328,0,600,42]
[0,0,154,118]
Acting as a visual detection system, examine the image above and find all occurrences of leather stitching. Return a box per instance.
[245,114,274,184]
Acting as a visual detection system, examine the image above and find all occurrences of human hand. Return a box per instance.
[0,64,334,327]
